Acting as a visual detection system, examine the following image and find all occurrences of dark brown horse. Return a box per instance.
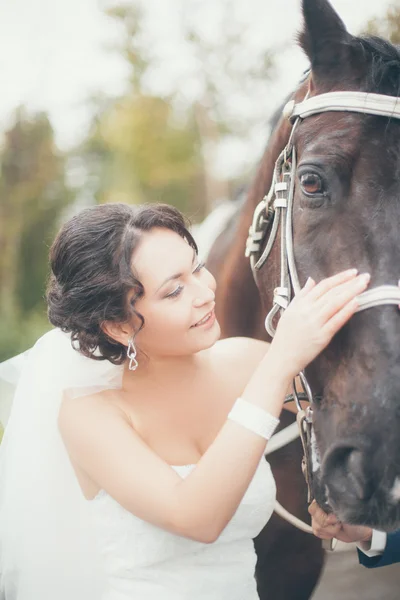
[207,0,400,598]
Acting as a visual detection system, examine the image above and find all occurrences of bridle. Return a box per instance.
[246,86,400,539]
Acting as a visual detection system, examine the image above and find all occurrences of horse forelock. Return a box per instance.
[351,36,400,96]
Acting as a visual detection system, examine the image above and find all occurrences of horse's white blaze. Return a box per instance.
[390,477,400,503]
[311,428,321,473]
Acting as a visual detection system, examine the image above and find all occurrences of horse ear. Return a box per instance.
[299,0,351,70]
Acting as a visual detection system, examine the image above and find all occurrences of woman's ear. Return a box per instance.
[101,321,131,347]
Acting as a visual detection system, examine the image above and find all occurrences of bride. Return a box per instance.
[0,202,370,600]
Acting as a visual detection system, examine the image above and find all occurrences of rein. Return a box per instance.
[247,88,400,541]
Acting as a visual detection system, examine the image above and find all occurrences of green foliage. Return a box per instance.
[182,3,275,136]
[81,95,206,217]
[0,109,73,360]
[0,310,51,363]
[105,4,149,92]
[364,3,400,44]
[79,1,276,216]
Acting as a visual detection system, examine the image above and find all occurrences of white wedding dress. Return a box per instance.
[89,459,276,600]
[0,329,277,600]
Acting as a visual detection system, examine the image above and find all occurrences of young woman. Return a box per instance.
[0,202,370,600]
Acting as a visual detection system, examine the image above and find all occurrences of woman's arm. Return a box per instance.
[60,270,368,543]
[59,360,286,544]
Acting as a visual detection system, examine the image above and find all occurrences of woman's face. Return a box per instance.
[132,227,220,358]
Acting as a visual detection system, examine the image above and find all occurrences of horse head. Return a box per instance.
[256,0,400,530]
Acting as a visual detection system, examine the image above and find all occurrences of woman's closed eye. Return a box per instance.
[165,285,184,299]
[164,261,205,299]
[193,261,205,273]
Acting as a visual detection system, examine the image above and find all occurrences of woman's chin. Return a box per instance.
[197,320,221,350]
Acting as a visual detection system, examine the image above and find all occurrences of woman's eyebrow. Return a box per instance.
[155,248,197,293]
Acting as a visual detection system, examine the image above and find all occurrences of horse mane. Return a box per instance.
[352,35,400,94]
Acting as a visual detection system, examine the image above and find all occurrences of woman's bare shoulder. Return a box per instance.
[210,337,270,380]
[58,388,128,434]
[212,336,269,361]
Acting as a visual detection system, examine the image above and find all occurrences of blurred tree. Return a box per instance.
[81,93,206,218]
[181,1,275,135]
[79,3,207,217]
[80,0,275,215]
[364,3,400,44]
[0,109,73,360]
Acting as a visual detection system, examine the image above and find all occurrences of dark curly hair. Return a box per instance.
[47,203,197,364]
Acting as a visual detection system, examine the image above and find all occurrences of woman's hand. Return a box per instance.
[308,500,372,544]
[269,269,370,379]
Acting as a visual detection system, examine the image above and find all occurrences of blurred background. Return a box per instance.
[1,4,400,595]
[0,0,399,369]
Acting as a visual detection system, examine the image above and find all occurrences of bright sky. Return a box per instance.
[0,0,392,155]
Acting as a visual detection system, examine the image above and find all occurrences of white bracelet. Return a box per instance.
[228,397,280,440]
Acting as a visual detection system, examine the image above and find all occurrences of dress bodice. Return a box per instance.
[89,458,276,600]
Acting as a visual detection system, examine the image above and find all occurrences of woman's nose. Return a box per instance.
[193,284,215,308]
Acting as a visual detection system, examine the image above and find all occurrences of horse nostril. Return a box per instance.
[323,444,374,504]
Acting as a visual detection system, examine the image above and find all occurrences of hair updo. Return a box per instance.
[47,203,197,364]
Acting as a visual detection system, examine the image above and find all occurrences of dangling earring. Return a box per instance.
[127,336,138,371]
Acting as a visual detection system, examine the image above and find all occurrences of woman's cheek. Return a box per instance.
[174,301,193,328]
[204,269,217,292]
[156,302,191,331]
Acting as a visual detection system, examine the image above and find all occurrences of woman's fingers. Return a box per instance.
[297,276,316,297]
[304,268,359,300]
[273,269,370,377]
[303,276,316,293]
[323,298,359,337]
[317,273,370,323]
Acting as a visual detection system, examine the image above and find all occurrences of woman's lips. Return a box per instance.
[192,309,216,328]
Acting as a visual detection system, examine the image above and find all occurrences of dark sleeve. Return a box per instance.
[358,530,400,569]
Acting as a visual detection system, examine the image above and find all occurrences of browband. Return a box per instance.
[284,91,400,123]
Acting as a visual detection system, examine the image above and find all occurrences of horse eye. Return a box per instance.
[300,173,323,195]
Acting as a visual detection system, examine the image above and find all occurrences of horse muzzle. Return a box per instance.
[321,440,400,530]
